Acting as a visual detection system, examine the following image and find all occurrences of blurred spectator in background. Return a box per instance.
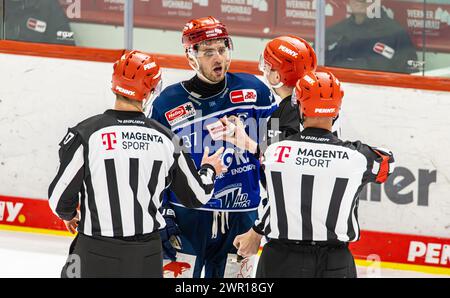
[326,0,418,73]
[4,0,75,45]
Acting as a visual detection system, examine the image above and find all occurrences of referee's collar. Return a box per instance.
[105,109,146,118]
[301,127,333,136]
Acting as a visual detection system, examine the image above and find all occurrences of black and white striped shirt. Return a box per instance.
[254,127,394,242]
[48,110,216,238]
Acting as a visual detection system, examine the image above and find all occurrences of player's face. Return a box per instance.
[196,39,231,83]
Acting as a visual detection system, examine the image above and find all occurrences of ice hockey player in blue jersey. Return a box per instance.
[149,16,277,278]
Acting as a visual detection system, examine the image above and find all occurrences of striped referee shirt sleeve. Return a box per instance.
[48,130,84,221]
[253,199,270,235]
[167,140,216,209]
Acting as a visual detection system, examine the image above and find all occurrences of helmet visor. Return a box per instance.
[258,54,272,75]
[291,86,299,107]
[152,78,163,99]
[191,38,233,60]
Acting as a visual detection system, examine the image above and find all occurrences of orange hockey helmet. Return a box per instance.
[259,35,317,88]
[292,71,344,118]
[182,16,232,50]
[111,50,162,102]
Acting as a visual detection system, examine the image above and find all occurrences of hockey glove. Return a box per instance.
[159,207,181,261]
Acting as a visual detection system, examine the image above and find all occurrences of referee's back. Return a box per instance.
[49,110,215,237]
[255,127,394,242]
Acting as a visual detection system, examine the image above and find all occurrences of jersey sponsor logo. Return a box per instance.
[101,132,117,151]
[296,148,350,160]
[115,86,136,97]
[295,148,350,168]
[300,135,331,142]
[0,201,24,223]
[221,148,250,169]
[373,42,395,59]
[274,146,292,163]
[230,89,257,104]
[315,108,336,114]
[230,164,256,176]
[278,45,299,58]
[121,131,163,150]
[165,102,196,126]
[117,119,145,125]
[26,18,47,33]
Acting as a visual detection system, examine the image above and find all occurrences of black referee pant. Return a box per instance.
[256,239,357,278]
[61,232,163,278]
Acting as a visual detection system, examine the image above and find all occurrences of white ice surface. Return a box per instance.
[0,230,448,278]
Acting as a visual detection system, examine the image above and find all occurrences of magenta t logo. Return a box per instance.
[274,146,292,163]
[101,132,117,151]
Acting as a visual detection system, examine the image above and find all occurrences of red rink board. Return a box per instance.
[58,0,450,52]
[1,195,448,270]
[0,195,66,231]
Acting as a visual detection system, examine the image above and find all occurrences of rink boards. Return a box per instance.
[0,53,449,275]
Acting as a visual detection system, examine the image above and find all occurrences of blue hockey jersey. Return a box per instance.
[150,72,277,212]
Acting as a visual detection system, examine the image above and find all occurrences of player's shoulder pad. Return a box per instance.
[145,118,176,140]
[230,73,274,107]
[231,72,269,90]
[152,82,185,108]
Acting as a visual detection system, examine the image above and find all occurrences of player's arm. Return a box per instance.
[255,85,278,129]
[48,129,84,221]
[167,137,226,208]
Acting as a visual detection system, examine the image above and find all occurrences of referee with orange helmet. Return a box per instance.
[48,50,225,278]
[228,70,395,277]
[258,35,318,144]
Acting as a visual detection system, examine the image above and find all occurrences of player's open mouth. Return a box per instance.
[213,66,223,75]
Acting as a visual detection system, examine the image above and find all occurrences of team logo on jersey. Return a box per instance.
[213,185,251,209]
[26,18,47,33]
[373,42,395,59]
[102,132,117,151]
[274,146,292,163]
[230,89,257,104]
[165,103,196,126]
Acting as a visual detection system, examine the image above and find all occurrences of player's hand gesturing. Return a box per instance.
[201,147,227,175]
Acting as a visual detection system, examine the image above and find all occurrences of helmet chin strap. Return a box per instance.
[263,69,284,91]
[271,81,285,89]
[264,74,284,91]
